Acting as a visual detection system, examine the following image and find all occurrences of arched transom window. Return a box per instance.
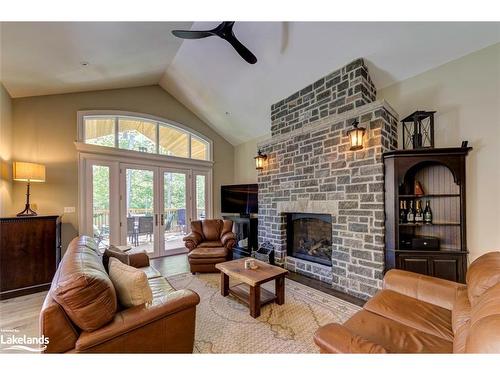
[80,112,211,161]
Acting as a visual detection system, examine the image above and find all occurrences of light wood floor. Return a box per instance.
[0,254,190,341]
[0,253,362,350]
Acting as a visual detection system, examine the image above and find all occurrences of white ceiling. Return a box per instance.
[1,22,191,97]
[160,22,500,144]
[2,22,500,144]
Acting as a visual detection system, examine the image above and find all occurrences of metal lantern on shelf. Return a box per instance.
[401,110,436,149]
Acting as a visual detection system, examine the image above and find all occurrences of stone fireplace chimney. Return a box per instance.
[271,58,377,137]
[258,58,399,300]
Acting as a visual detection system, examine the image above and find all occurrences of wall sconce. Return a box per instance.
[254,149,267,170]
[347,120,365,151]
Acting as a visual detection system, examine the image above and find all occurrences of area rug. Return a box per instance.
[167,273,361,353]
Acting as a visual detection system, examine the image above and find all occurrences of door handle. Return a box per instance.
[161,214,164,226]
[155,214,158,226]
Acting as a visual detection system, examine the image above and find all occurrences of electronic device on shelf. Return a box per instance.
[399,235,440,251]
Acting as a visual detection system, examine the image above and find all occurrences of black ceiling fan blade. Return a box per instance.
[172,21,258,64]
[171,30,214,39]
[224,34,257,64]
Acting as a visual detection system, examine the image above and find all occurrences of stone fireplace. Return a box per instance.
[257,58,399,300]
[286,213,332,266]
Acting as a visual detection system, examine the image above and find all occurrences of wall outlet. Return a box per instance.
[64,207,76,213]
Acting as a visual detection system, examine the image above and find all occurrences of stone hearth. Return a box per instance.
[257,58,398,300]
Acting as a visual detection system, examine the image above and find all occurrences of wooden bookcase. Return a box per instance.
[383,147,471,283]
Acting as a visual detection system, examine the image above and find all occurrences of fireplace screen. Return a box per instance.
[286,213,332,266]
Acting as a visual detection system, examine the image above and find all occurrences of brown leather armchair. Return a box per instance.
[40,236,200,353]
[183,219,236,273]
[314,251,500,353]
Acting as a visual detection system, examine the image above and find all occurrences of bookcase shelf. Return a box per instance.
[398,194,460,199]
[383,147,472,283]
[398,222,461,227]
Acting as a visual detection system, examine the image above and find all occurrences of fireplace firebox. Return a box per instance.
[286,213,332,266]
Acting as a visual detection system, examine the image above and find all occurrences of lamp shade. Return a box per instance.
[13,162,46,182]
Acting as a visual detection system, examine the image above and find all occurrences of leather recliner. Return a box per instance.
[39,236,200,353]
[314,251,500,353]
[184,219,236,273]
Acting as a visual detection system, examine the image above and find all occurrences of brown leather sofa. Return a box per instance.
[39,236,200,353]
[314,251,500,353]
[184,219,236,273]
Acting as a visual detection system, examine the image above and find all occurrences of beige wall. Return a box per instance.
[233,43,500,262]
[11,85,234,249]
[233,133,270,184]
[379,43,500,262]
[0,83,13,216]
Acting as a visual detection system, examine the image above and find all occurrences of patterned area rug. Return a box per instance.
[168,273,361,353]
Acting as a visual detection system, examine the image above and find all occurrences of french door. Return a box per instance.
[83,158,211,257]
[120,164,159,257]
[160,168,191,256]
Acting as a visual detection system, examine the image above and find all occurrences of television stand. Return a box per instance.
[223,215,258,258]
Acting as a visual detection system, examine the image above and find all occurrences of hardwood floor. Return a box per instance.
[151,253,190,276]
[287,271,365,307]
[0,290,47,339]
[232,252,365,307]
[154,253,365,306]
[0,253,363,348]
[0,254,191,342]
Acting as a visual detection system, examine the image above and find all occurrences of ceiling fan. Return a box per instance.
[171,22,257,64]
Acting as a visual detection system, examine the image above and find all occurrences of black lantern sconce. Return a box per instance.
[401,110,435,149]
[254,149,267,170]
[347,120,365,151]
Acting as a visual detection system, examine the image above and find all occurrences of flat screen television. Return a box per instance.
[221,184,258,215]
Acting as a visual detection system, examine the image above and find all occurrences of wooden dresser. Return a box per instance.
[0,215,61,299]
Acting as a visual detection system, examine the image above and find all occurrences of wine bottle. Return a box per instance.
[406,200,415,223]
[399,200,407,223]
[424,200,433,224]
[415,200,424,223]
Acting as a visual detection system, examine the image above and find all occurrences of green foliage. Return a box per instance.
[92,165,110,210]
[127,169,154,211]
[164,173,186,209]
[93,168,188,212]
[90,131,206,215]
[196,175,205,209]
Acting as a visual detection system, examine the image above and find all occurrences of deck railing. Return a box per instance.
[93,208,191,234]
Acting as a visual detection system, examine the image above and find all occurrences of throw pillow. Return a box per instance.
[109,244,132,253]
[108,257,153,308]
[103,247,130,273]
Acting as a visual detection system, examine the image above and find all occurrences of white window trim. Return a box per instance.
[77,110,213,162]
[76,110,214,240]
[77,151,214,240]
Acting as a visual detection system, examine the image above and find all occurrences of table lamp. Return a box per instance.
[13,161,46,216]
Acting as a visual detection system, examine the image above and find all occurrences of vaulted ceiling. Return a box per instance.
[2,22,500,144]
[1,22,192,97]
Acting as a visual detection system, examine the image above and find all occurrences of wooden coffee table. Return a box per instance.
[215,258,288,318]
